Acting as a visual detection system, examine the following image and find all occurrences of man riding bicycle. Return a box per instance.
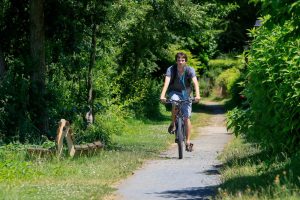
[160,52,200,152]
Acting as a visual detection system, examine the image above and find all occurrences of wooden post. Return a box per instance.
[56,119,103,157]
[56,119,65,156]
[56,119,75,157]
[66,128,76,157]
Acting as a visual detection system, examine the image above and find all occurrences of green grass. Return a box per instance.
[217,136,300,200]
[0,103,213,200]
[208,58,243,70]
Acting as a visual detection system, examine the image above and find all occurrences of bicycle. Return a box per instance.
[165,98,195,159]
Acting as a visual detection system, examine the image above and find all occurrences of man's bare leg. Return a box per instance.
[185,118,193,151]
[185,118,192,144]
[169,105,177,133]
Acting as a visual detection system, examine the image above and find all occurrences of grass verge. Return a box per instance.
[217,135,300,200]
[0,103,213,200]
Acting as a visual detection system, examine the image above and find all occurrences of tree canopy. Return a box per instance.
[0,0,254,143]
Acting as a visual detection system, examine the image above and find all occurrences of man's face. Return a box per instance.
[176,56,186,67]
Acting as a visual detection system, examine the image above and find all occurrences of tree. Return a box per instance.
[84,0,115,125]
[0,46,5,78]
[29,0,48,134]
[0,0,240,142]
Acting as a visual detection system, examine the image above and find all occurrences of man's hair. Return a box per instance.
[175,52,188,62]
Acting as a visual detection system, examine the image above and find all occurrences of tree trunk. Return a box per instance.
[0,46,5,78]
[86,22,97,125]
[29,0,48,134]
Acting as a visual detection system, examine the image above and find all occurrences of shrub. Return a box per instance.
[0,66,41,143]
[122,78,162,119]
[216,67,241,97]
[228,17,300,153]
[203,57,243,97]
[199,76,212,97]
[72,105,125,147]
[208,58,242,70]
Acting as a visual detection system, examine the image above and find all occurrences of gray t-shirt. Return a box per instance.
[166,65,196,94]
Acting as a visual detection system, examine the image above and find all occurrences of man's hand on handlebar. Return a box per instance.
[194,96,201,103]
[160,97,167,104]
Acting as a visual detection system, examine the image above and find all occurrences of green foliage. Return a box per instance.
[227,4,300,153]
[166,44,202,73]
[185,0,239,58]
[223,52,249,109]
[224,75,247,110]
[216,67,241,96]
[202,57,242,97]
[199,77,212,97]
[227,107,253,137]
[0,0,237,144]
[0,66,40,142]
[0,110,174,199]
[0,143,35,182]
[218,136,300,200]
[208,58,242,70]
[207,58,242,83]
[250,0,300,29]
[73,105,125,147]
[115,0,236,116]
[121,78,162,119]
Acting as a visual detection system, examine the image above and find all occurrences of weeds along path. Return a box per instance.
[115,101,232,200]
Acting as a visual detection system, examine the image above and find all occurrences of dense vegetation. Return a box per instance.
[215,1,300,198]
[227,0,300,153]
[218,136,300,199]
[1,0,300,199]
[0,0,244,144]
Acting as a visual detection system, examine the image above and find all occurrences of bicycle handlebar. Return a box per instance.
[163,98,198,104]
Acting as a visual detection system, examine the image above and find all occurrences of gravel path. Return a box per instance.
[115,102,232,200]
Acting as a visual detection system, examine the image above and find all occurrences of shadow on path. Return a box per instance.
[154,185,218,200]
[193,103,226,115]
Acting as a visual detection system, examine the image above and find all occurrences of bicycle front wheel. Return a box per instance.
[176,118,184,159]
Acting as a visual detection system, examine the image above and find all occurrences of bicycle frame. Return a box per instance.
[166,99,192,159]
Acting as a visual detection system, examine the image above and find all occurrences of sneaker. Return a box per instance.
[168,124,175,134]
[185,143,194,152]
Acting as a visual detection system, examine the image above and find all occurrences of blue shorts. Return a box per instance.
[169,91,192,119]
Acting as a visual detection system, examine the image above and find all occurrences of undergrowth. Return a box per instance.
[0,102,212,199]
[217,135,300,200]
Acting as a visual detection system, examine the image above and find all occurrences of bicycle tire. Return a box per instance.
[176,118,184,159]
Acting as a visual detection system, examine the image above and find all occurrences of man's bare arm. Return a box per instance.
[192,76,200,101]
[160,76,171,102]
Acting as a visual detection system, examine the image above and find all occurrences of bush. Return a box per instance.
[199,76,212,97]
[227,17,300,153]
[122,78,162,119]
[203,57,243,97]
[71,105,125,147]
[0,143,34,182]
[225,75,248,110]
[208,58,242,70]
[0,66,41,143]
[216,67,241,97]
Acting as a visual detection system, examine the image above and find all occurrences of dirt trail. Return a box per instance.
[115,101,232,200]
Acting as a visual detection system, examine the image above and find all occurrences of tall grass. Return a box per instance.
[217,136,300,200]
[0,103,212,199]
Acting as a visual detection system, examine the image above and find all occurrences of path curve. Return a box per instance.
[115,102,232,200]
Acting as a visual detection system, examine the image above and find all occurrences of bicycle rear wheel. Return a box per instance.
[176,118,184,159]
